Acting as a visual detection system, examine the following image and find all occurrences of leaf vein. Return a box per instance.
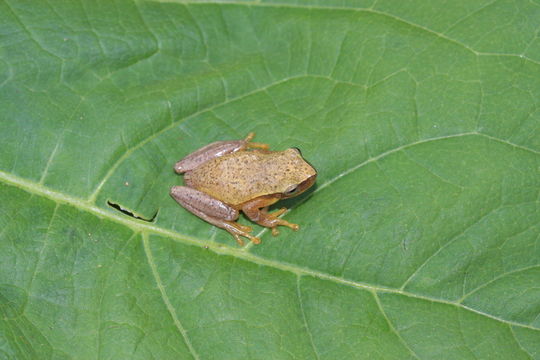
[373,292,420,359]
[458,264,540,303]
[509,325,535,359]
[400,204,501,292]
[27,203,59,294]
[296,276,320,360]
[152,0,540,65]
[143,234,201,360]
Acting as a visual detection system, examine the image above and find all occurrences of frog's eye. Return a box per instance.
[284,185,298,196]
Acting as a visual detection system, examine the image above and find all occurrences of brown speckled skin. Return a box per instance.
[170,133,317,245]
[183,148,316,207]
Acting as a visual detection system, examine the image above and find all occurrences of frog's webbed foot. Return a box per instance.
[244,132,270,151]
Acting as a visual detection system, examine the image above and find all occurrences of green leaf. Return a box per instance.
[1,0,539,359]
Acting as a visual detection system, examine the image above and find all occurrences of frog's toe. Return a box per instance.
[232,234,245,246]
[240,232,260,244]
[222,221,260,245]
[244,131,270,150]
[279,220,299,232]
[237,224,253,233]
[240,229,260,244]
[249,235,261,244]
[247,142,270,150]
[289,223,299,231]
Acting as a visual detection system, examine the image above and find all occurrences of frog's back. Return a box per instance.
[184,151,298,206]
[184,151,277,206]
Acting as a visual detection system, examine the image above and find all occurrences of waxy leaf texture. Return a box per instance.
[0,0,539,359]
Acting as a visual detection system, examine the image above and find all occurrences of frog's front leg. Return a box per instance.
[170,186,261,245]
[174,132,269,173]
[242,196,299,236]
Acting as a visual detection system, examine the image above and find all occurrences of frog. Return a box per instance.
[170,133,317,245]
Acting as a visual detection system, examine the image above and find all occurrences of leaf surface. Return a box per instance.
[1,0,539,359]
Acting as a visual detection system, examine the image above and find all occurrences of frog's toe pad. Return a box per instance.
[250,236,261,244]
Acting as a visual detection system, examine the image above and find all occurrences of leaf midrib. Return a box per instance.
[1,155,538,332]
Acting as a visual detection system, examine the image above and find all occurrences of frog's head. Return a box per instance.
[278,148,317,199]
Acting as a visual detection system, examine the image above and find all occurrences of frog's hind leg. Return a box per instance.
[174,132,268,173]
[170,186,260,245]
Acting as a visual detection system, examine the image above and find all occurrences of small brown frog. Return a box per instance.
[170,133,317,245]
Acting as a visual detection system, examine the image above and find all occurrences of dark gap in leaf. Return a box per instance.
[107,200,157,222]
